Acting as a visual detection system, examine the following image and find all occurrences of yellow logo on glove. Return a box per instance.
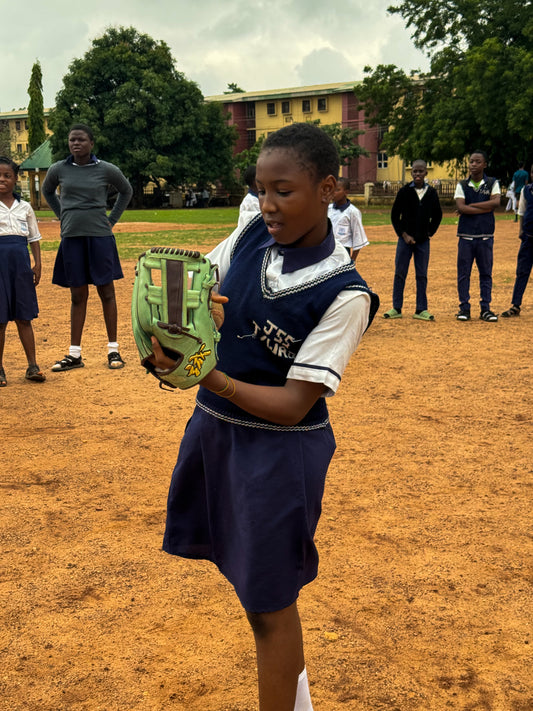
[185,343,213,378]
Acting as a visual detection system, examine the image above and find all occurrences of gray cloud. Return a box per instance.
[1,1,430,110]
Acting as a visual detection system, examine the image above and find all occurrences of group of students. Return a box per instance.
[1,125,532,710]
[0,124,133,387]
[381,152,532,323]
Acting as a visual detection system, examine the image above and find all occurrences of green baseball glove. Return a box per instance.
[132,247,221,389]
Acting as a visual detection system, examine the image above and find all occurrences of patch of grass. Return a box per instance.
[36,207,240,226]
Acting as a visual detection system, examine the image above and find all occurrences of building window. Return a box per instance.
[246,103,255,119]
[377,152,388,169]
[301,99,311,113]
[281,100,291,114]
[25,120,29,130]
[266,102,276,116]
[16,143,23,153]
[247,130,256,148]
[15,121,21,131]
[317,98,327,112]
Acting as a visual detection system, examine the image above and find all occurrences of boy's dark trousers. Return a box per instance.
[511,235,533,306]
[457,236,494,313]
[392,238,430,312]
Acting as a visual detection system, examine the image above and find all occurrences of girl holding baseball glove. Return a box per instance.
[149,123,378,710]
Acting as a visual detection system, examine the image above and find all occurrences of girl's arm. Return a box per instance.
[107,166,133,226]
[41,165,61,218]
[149,334,326,426]
[29,241,42,286]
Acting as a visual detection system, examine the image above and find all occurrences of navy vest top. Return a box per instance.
[197,215,378,430]
[458,176,497,237]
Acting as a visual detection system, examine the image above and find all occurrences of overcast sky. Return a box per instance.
[1,0,430,111]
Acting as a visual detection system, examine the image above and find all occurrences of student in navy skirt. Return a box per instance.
[0,156,46,386]
[42,124,132,371]
[148,124,379,710]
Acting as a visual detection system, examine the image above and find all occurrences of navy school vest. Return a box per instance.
[197,215,379,429]
[457,176,497,237]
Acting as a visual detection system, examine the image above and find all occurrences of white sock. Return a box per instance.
[107,342,119,355]
[294,667,313,711]
[69,345,82,359]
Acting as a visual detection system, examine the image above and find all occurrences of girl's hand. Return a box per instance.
[147,336,177,371]
[32,264,42,286]
[211,292,229,330]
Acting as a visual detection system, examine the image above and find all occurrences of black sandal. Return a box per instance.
[501,305,520,317]
[0,367,6,387]
[25,364,46,382]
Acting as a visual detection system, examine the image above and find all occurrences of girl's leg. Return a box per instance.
[14,319,37,365]
[0,323,7,384]
[0,322,6,365]
[246,601,306,711]
[96,282,118,342]
[70,285,89,346]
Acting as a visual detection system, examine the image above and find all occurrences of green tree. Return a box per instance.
[313,121,369,168]
[0,120,10,156]
[49,26,236,205]
[224,82,245,94]
[27,60,46,153]
[358,0,533,177]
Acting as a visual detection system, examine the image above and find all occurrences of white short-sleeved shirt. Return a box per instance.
[208,226,371,396]
[237,191,261,231]
[328,202,369,251]
[0,197,41,243]
[454,178,501,200]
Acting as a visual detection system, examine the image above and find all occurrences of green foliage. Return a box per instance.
[359,0,533,177]
[224,82,245,94]
[233,135,265,182]
[27,61,46,153]
[48,26,236,205]
[314,121,369,167]
[0,120,10,156]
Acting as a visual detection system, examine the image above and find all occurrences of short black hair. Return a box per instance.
[337,177,350,190]
[243,164,256,187]
[471,149,488,163]
[0,155,19,176]
[261,122,339,181]
[69,123,94,141]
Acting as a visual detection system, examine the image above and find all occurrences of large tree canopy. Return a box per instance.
[49,27,236,204]
[27,60,46,153]
[358,0,533,177]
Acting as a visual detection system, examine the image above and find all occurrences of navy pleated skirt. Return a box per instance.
[0,236,38,322]
[163,406,336,613]
[52,235,123,288]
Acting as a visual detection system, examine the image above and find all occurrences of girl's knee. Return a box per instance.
[97,283,116,303]
[71,286,89,306]
[14,319,31,328]
[246,603,297,639]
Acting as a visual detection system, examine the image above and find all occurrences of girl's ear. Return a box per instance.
[320,175,337,203]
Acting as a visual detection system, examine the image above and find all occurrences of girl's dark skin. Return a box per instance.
[149,146,338,710]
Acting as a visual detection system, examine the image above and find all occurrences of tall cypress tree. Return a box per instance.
[27,61,46,153]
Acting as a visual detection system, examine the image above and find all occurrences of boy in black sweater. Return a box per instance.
[384,160,442,321]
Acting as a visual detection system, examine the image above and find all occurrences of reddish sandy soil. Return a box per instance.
[1,216,531,710]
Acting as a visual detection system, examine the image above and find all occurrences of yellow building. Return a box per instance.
[0,108,52,159]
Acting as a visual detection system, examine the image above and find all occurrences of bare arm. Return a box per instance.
[456,195,500,214]
[148,337,326,426]
[29,241,42,286]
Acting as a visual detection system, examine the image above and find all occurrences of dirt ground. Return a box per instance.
[1,215,531,711]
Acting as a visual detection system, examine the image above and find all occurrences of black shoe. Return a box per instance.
[456,310,471,321]
[51,355,84,372]
[480,310,498,322]
[108,352,125,369]
[25,364,46,382]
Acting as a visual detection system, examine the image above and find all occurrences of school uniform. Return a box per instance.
[390,181,442,312]
[163,214,379,613]
[510,184,533,306]
[42,155,132,287]
[454,175,500,313]
[237,189,260,231]
[328,199,369,252]
[0,196,41,323]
